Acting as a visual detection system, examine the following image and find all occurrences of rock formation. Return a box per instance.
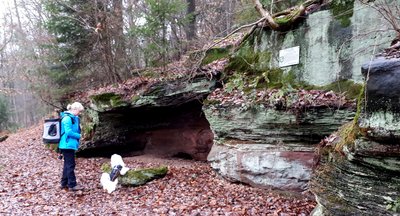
[310,57,400,215]
[78,74,217,160]
[205,90,355,191]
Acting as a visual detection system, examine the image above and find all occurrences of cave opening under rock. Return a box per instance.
[78,100,214,160]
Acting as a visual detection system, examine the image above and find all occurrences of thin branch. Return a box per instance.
[188,16,268,79]
[360,0,400,36]
[38,94,63,110]
[58,15,96,32]
[0,35,12,53]
[206,17,267,50]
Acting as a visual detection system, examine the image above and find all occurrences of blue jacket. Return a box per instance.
[58,112,81,150]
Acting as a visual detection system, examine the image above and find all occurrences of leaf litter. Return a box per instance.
[0,125,315,215]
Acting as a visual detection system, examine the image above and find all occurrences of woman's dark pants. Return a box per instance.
[61,149,77,188]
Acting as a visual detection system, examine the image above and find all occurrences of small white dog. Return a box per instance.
[110,154,130,175]
[100,154,130,193]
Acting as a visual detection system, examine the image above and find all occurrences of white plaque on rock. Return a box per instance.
[279,46,300,67]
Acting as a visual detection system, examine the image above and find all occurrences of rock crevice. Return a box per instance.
[79,74,217,160]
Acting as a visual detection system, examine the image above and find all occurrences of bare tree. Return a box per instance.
[186,0,196,40]
[113,0,130,80]
[360,0,400,43]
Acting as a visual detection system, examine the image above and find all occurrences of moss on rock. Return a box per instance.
[90,92,128,110]
[334,121,359,153]
[321,80,363,100]
[224,43,299,92]
[81,108,99,141]
[101,163,168,187]
[224,64,302,93]
[273,6,303,27]
[202,47,231,65]
[330,0,355,27]
[225,43,272,73]
[131,95,140,103]
[387,197,400,213]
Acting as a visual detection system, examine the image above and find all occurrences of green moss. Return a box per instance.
[322,80,363,100]
[274,16,291,25]
[141,70,158,78]
[268,68,287,88]
[335,120,360,153]
[225,65,301,93]
[82,122,95,139]
[90,92,127,108]
[330,0,355,27]
[387,197,400,213]
[353,83,365,123]
[81,108,99,140]
[101,163,168,186]
[224,45,274,92]
[203,98,221,106]
[260,0,306,12]
[316,82,364,154]
[91,93,111,103]
[202,47,231,65]
[274,7,303,27]
[131,95,140,103]
[225,44,271,73]
[225,41,306,92]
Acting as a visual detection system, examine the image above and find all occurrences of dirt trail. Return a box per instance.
[0,125,315,215]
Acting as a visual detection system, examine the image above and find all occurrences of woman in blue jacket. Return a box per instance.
[59,102,84,191]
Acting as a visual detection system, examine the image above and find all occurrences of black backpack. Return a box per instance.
[42,115,75,144]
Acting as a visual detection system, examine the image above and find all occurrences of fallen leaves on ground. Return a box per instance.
[207,88,355,110]
[0,125,316,215]
[378,42,400,59]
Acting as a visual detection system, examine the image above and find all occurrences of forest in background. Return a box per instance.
[0,0,261,130]
[0,0,398,131]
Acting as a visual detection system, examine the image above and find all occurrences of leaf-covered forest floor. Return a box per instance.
[0,125,315,215]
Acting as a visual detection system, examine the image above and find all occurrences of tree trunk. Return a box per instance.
[13,0,22,30]
[186,0,196,40]
[113,0,129,80]
[170,22,182,60]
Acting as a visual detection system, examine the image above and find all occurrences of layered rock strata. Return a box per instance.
[205,92,355,191]
[311,57,400,215]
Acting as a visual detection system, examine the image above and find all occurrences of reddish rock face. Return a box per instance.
[130,120,214,161]
[279,151,315,169]
[129,101,214,161]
